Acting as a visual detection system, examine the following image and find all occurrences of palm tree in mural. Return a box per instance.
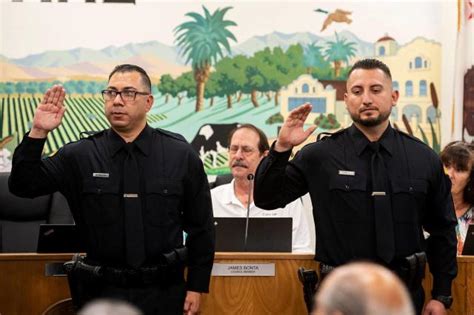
[174,6,237,112]
[324,32,357,78]
[303,42,327,74]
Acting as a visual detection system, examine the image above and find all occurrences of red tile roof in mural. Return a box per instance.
[320,80,347,101]
[376,35,396,43]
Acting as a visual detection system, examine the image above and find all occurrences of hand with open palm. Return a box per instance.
[30,85,66,139]
[275,103,317,152]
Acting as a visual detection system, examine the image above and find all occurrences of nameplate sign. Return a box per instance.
[211,263,275,276]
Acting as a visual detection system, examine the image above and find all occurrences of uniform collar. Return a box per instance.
[108,125,152,157]
[349,123,394,157]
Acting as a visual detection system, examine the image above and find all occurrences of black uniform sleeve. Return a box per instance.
[8,133,65,198]
[182,150,215,293]
[254,142,308,210]
[423,156,457,297]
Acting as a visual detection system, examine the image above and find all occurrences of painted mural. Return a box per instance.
[1,0,472,174]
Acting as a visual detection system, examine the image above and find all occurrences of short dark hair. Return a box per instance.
[440,141,474,205]
[347,58,392,80]
[108,64,152,93]
[228,124,270,154]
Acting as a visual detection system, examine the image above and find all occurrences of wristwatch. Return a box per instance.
[433,295,453,309]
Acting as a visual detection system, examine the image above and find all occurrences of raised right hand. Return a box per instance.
[275,103,316,152]
[30,85,66,139]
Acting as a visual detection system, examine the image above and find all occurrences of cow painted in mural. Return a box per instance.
[191,123,239,169]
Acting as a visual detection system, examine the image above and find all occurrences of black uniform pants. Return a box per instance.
[96,280,187,315]
[410,283,425,315]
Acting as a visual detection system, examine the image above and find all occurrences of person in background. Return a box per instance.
[8,64,215,315]
[313,262,415,315]
[211,124,312,253]
[440,141,474,254]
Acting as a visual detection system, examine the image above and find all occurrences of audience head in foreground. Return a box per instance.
[313,262,415,315]
[79,299,143,315]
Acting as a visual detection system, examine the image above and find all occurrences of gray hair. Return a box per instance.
[314,262,415,315]
[78,299,143,315]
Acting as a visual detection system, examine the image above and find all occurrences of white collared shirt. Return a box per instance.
[211,180,313,253]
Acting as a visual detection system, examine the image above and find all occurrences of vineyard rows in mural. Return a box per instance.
[0,92,284,174]
[0,95,166,156]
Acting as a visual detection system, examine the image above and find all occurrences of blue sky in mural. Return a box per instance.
[1,0,443,59]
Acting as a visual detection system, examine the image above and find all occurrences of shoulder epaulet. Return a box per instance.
[316,128,345,142]
[154,128,187,142]
[80,130,105,139]
[396,129,426,145]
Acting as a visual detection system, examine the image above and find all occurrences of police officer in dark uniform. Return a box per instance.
[8,64,215,315]
[254,59,457,315]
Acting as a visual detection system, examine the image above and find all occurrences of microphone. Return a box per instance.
[244,174,254,251]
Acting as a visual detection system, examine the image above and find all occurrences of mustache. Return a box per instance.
[232,160,248,168]
[360,107,378,113]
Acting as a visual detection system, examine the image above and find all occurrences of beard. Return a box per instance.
[350,110,391,127]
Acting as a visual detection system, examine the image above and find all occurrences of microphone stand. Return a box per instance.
[243,174,254,251]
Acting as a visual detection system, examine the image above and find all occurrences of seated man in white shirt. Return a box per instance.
[211,124,312,253]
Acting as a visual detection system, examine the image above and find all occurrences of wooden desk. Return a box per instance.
[423,256,474,315]
[0,254,472,315]
[205,254,474,315]
[201,253,317,315]
[0,253,72,315]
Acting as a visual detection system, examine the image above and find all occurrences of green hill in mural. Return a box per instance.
[0,92,279,155]
[150,93,280,141]
[0,92,281,174]
[149,92,281,174]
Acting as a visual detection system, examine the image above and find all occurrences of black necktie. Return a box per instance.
[369,142,395,263]
[123,143,146,268]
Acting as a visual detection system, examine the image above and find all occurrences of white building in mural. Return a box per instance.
[375,35,441,141]
[279,35,441,143]
[279,74,338,125]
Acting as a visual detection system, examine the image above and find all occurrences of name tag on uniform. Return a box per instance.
[372,191,386,196]
[338,170,355,176]
[124,193,139,198]
[93,173,109,178]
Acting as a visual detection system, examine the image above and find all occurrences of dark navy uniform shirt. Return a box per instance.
[254,124,457,296]
[9,125,215,292]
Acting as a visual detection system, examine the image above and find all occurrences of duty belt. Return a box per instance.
[64,247,188,287]
[318,251,427,291]
[67,258,184,287]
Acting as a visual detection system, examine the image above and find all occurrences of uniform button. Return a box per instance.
[409,187,414,192]
[163,189,168,194]
[345,184,349,190]
[97,188,102,193]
